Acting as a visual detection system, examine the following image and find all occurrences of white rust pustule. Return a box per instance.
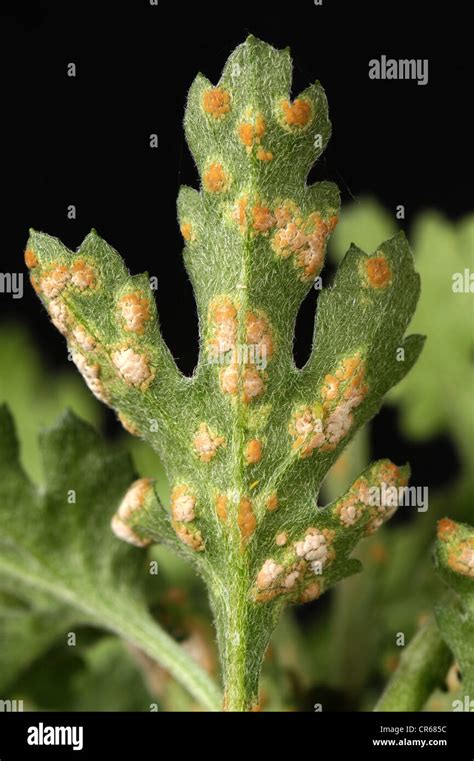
[193,423,225,462]
[171,485,205,552]
[171,485,197,523]
[71,350,109,404]
[290,352,368,457]
[111,478,154,548]
[118,291,151,334]
[111,347,154,388]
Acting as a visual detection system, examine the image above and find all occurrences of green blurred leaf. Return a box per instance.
[0,406,220,709]
[390,213,474,468]
[0,581,75,692]
[329,197,398,264]
[70,637,154,711]
[0,324,102,483]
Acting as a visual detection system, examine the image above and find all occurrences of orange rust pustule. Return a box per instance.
[40,265,70,298]
[180,222,193,241]
[208,296,238,360]
[211,298,237,324]
[231,196,248,229]
[437,518,457,540]
[174,523,205,552]
[71,259,96,290]
[245,439,263,464]
[238,497,256,543]
[203,163,228,193]
[271,207,337,282]
[118,292,150,334]
[24,248,38,269]
[215,495,228,523]
[254,588,281,603]
[376,460,404,485]
[281,98,312,127]
[238,113,266,149]
[300,581,321,603]
[252,205,275,232]
[202,87,231,118]
[255,114,266,139]
[266,493,279,512]
[447,539,474,578]
[256,148,273,161]
[365,255,392,289]
[246,311,274,361]
[238,123,255,147]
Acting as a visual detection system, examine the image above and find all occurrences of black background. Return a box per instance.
[1,0,471,487]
